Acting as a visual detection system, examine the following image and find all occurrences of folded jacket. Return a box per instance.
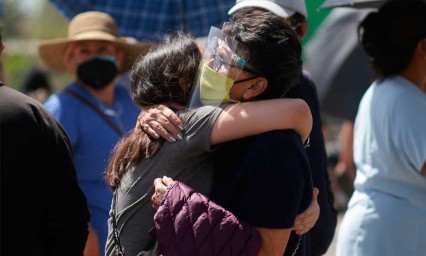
[154,181,261,256]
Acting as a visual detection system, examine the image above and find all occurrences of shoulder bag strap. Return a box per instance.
[62,88,125,137]
[112,193,125,256]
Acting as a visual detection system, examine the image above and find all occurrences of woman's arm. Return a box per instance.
[139,98,312,144]
[211,98,312,144]
[152,179,320,235]
[152,177,291,256]
[84,224,100,256]
[255,227,291,256]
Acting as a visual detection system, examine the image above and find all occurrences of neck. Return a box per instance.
[167,101,186,111]
[399,66,426,92]
[399,53,426,92]
[78,81,116,104]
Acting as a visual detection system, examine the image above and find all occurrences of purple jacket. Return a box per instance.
[154,181,261,256]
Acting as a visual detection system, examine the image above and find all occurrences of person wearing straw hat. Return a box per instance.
[39,11,151,255]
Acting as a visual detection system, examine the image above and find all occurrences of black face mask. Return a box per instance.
[77,55,118,90]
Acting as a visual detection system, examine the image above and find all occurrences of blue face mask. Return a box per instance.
[77,55,118,90]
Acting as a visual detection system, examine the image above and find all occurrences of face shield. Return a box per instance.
[187,26,258,109]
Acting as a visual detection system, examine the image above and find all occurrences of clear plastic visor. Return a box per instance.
[187,26,253,109]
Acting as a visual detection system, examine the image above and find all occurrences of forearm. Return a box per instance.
[255,227,291,256]
[138,99,313,144]
[211,98,312,144]
[154,181,262,256]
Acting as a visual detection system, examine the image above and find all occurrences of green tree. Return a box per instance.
[2,0,70,92]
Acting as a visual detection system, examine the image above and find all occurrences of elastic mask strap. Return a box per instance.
[234,75,259,84]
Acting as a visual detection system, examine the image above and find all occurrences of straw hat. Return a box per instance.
[39,11,153,74]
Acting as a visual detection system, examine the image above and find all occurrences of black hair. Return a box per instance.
[131,31,201,107]
[289,12,306,37]
[106,31,201,191]
[22,68,52,93]
[239,7,306,37]
[223,8,302,99]
[359,0,426,78]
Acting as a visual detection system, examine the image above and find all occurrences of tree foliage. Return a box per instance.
[1,0,70,91]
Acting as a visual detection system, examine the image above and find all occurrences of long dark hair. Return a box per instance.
[105,31,201,191]
[359,0,426,78]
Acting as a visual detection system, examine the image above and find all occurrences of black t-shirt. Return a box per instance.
[286,73,337,255]
[0,84,90,255]
[211,129,313,255]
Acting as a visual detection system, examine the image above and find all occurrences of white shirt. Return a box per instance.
[337,76,426,256]
[353,75,426,207]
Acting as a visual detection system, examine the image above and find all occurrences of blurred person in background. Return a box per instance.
[0,23,90,256]
[330,119,355,211]
[21,67,52,103]
[38,11,150,255]
[336,0,426,255]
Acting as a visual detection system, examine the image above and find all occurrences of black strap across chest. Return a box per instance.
[62,88,125,137]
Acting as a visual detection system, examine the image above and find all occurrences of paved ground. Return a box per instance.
[324,212,344,256]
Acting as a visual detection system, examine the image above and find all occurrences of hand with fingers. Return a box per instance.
[293,187,320,235]
[151,176,175,210]
[137,104,184,143]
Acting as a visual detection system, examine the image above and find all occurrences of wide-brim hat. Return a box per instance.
[228,0,308,18]
[39,11,154,74]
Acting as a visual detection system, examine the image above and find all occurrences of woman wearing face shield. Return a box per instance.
[105,9,316,256]
[39,11,151,255]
